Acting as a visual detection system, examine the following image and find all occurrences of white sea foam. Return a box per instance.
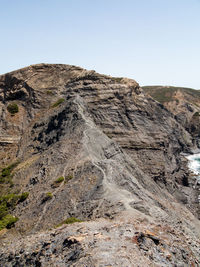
[186,153,200,182]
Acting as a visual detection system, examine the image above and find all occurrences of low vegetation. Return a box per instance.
[54,176,64,183]
[111,77,123,83]
[65,174,73,183]
[63,217,82,224]
[56,217,83,227]
[7,103,19,115]
[143,85,200,105]
[44,192,53,201]
[51,98,65,108]
[0,192,29,230]
[46,90,54,95]
[0,214,18,230]
[0,162,28,231]
[143,86,177,104]
[0,162,19,185]
[18,192,29,202]
[51,176,65,188]
[193,112,200,117]
[52,174,73,187]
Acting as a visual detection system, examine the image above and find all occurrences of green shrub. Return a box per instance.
[111,77,123,83]
[1,168,11,178]
[63,217,82,224]
[0,203,8,220]
[0,162,27,231]
[55,176,64,183]
[56,217,82,227]
[65,174,73,183]
[7,103,19,115]
[42,192,53,203]
[46,90,54,95]
[0,161,19,186]
[19,192,29,202]
[51,98,65,108]
[0,193,28,208]
[5,215,18,229]
[45,192,53,200]
[0,194,20,230]
[0,191,29,230]
[0,214,18,230]
[0,193,20,208]
[193,112,200,117]
[1,162,19,178]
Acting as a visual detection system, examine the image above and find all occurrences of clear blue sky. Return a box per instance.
[1,0,200,88]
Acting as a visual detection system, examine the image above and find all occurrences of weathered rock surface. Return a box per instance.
[143,85,200,147]
[0,64,199,266]
[0,212,200,267]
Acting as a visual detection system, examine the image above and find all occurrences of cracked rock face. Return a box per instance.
[0,64,199,266]
[143,85,200,147]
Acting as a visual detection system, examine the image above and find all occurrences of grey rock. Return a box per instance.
[0,64,199,266]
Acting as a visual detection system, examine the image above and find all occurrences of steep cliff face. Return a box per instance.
[0,64,199,266]
[143,85,200,147]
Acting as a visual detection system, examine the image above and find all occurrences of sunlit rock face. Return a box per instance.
[0,64,199,266]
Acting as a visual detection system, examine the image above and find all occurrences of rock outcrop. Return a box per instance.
[143,85,200,147]
[0,64,199,266]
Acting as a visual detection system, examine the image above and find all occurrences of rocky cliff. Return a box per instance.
[0,64,199,266]
[143,85,200,147]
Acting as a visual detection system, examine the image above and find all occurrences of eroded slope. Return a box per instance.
[0,64,199,266]
[143,85,200,146]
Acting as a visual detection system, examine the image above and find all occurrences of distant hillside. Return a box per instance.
[143,85,200,105]
[143,85,200,144]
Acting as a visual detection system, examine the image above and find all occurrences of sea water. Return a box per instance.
[186,153,200,183]
[186,153,200,203]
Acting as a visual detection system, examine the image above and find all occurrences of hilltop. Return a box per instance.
[0,64,199,266]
